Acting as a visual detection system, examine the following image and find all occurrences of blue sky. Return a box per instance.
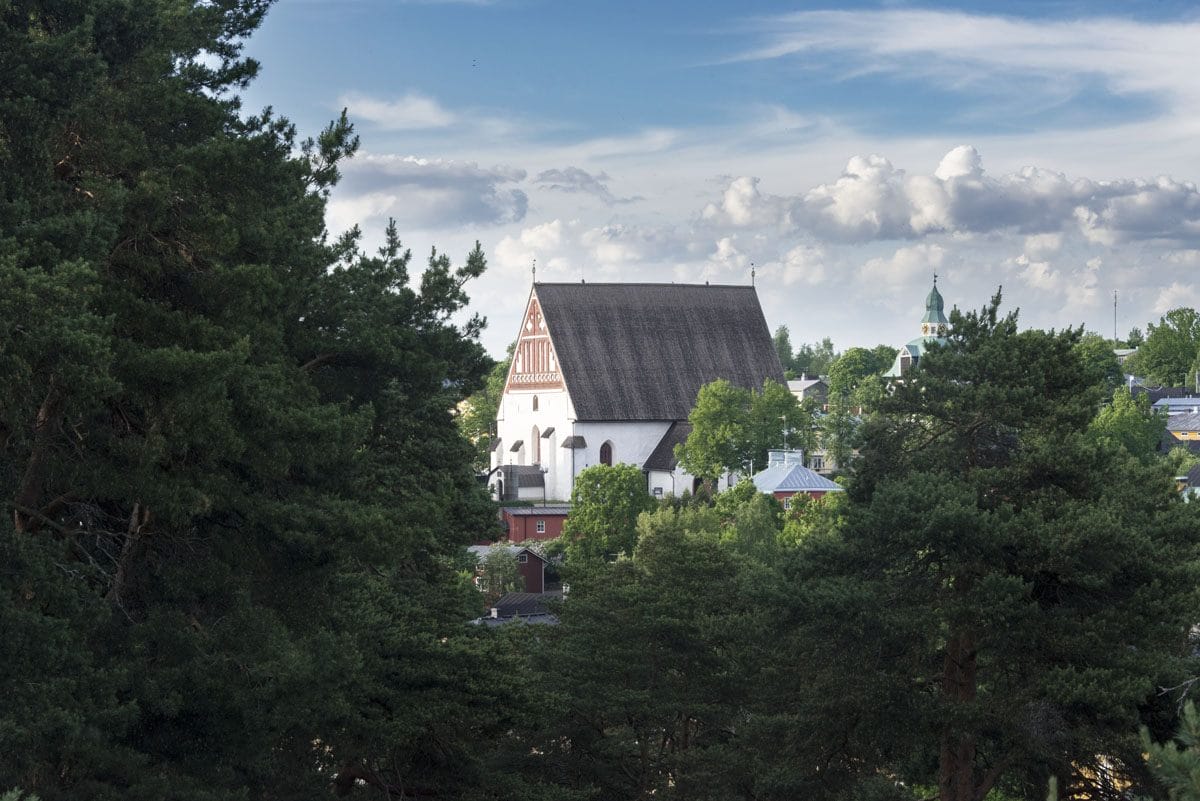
[240,0,1200,358]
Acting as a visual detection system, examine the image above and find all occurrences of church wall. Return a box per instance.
[572,419,672,474]
[493,386,576,500]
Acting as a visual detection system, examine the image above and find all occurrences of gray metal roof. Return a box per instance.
[751,463,844,493]
[535,283,785,421]
[503,505,572,516]
[561,435,587,449]
[1153,398,1200,413]
[1167,412,1200,432]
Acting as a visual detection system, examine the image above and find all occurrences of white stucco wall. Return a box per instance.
[493,391,736,501]
[492,387,576,500]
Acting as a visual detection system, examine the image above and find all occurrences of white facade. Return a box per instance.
[488,284,757,501]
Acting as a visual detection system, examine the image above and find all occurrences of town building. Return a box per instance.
[750,450,844,508]
[501,504,571,543]
[490,282,786,500]
[886,279,950,378]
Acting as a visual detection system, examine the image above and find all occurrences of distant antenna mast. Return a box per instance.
[1113,290,1118,341]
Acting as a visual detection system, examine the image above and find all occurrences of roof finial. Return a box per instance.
[531,258,536,284]
[933,271,938,287]
[751,262,756,286]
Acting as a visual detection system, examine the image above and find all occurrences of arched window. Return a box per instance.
[600,441,613,466]
[531,426,541,464]
[532,395,539,411]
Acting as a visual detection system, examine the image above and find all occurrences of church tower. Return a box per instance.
[920,278,949,338]
[886,278,951,378]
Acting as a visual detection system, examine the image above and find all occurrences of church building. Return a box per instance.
[490,282,786,501]
[886,279,950,378]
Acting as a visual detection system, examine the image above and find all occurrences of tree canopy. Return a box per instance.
[0,3,518,799]
[797,292,1200,801]
[1131,307,1200,386]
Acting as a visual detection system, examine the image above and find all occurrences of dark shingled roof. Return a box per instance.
[643,422,692,471]
[536,283,786,421]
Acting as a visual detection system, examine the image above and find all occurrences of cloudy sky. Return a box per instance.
[241,0,1200,358]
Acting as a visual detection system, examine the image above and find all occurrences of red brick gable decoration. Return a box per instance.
[506,292,565,391]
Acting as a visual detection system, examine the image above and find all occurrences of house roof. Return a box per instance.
[561,435,587,449]
[492,592,550,617]
[467,545,547,562]
[787,378,826,393]
[751,463,844,494]
[1153,397,1200,414]
[1166,412,1200,432]
[503,505,572,517]
[643,421,692,471]
[534,283,785,421]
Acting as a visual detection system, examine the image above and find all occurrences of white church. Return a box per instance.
[489,282,786,501]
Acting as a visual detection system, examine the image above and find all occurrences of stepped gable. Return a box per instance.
[535,283,785,421]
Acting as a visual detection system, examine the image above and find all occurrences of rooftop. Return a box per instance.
[534,282,785,421]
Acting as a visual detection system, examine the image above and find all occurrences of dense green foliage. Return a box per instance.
[1142,702,1200,801]
[810,293,1200,801]
[7,5,1200,801]
[1128,307,1200,386]
[0,2,523,799]
[1089,386,1166,459]
[675,379,803,480]
[458,345,512,470]
[561,464,656,561]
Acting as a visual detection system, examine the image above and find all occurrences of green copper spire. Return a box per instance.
[921,276,948,327]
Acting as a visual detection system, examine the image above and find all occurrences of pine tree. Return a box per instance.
[793,293,1200,801]
[1,3,520,798]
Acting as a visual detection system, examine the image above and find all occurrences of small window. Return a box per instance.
[532,395,539,411]
[653,487,663,498]
[783,496,792,510]
[600,441,613,466]
[536,520,546,534]
[517,553,528,563]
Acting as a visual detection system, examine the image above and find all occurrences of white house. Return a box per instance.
[490,282,786,501]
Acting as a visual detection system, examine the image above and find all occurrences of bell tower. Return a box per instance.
[920,275,949,338]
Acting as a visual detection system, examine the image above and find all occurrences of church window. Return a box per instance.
[532,395,539,411]
[600,441,613,466]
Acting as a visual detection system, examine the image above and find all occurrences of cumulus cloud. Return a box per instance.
[339,92,457,130]
[534,167,641,205]
[331,153,527,230]
[860,244,945,289]
[702,146,1200,246]
[493,218,691,280]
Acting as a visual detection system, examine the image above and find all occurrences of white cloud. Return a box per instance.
[1153,282,1200,315]
[737,10,1200,109]
[534,167,641,205]
[700,147,1200,246]
[332,153,527,230]
[339,92,456,130]
[860,244,945,290]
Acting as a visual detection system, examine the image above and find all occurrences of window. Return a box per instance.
[783,496,792,510]
[517,553,529,563]
[536,520,546,534]
[532,395,539,411]
[653,487,663,498]
[600,441,613,466]
[809,455,824,471]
